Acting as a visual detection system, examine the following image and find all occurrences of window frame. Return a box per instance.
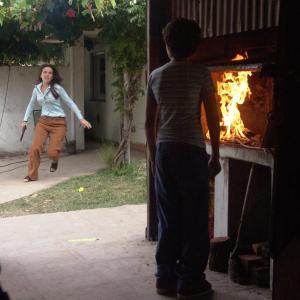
[90,51,106,102]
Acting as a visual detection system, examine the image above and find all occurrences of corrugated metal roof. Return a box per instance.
[171,0,280,38]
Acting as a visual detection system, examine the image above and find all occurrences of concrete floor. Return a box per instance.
[0,144,271,300]
[0,205,271,300]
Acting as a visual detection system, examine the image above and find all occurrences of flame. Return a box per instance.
[207,71,252,142]
[232,52,248,61]
[219,71,252,141]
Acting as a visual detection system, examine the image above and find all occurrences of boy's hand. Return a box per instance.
[208,155,221,179]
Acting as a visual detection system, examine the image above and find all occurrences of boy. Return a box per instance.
[145,18,221,299]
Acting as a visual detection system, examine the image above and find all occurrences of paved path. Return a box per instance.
[0,145,104,203]
[0,204,271,300]
[0,144,271,300]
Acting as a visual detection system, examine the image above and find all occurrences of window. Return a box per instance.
[91,52,106,101]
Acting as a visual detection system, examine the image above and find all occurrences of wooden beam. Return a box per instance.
[146,0,171,241]
[271,0,300,298]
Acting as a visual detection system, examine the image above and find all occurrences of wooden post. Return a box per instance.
[146,0,171,241]
[271,0,300,299]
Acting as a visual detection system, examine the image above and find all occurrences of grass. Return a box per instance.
[0,160,147,218]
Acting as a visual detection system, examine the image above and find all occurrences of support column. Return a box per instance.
[214,158,229,237]
[146,0,171,241]
[69,36,85,151]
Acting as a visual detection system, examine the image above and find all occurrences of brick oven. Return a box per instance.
[147,0,279,283]
[203,60,274,246]
[148,0,300,297]
[147,0,279,245]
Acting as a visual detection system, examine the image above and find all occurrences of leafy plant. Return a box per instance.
[0,0,146,170]
[100,141,116,169]
[0,0,116,64]
[97,0,146,167]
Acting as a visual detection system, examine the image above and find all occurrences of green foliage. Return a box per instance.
[96,0,146,112]
[0,0,116,65]
[0,159,146,217]
[100,141,116,169]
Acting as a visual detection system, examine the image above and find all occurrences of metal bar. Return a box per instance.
[236,0,242,32]
[222,0,227,35]
[267,0,272,27]
[208,0,214,37]
[229,0,235,33]
[259,0,264,29]
[203,0,208,38]
[252,0,257,31]
[275,0,280,26]
[231,162,256,257]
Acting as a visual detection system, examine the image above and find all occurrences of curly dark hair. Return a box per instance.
[162,18,202,59]
[37,64,63,85]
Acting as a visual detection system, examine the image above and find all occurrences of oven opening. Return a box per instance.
[202,62,274,149]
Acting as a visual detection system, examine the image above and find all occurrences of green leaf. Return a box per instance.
[94,0,102,10]
[81,0,89,7]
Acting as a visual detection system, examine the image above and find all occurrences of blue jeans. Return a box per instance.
[154,142,210,285]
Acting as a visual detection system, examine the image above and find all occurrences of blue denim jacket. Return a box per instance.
[23,83,83,122]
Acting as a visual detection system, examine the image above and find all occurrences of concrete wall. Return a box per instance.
[0,39,85,156]
[84,44,146,145]
[132,70,146,145]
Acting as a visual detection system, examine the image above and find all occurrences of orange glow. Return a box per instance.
[206,70,253,143]
[232,52,248,61]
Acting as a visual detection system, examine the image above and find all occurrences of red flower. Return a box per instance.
[65,9,76,18]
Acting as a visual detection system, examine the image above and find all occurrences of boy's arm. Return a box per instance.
[202,91,221,178]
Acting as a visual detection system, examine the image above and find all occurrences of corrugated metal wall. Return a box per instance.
[171,0,280,38]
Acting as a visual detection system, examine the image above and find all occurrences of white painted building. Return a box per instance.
[0,34,146,156]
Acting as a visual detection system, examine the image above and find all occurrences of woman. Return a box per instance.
[21,64,92,182]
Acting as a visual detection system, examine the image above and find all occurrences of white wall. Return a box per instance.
[84,45,146,145]
[0,40,85,156]
[84,45,121,143]
[132,69,146,145]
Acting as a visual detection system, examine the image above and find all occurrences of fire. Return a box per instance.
[205,52,254,143]
[232,52,248,61]
[217,71,252,142]
[206,70,252,142]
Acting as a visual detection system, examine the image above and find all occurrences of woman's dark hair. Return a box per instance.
[37,64,62,84]
[162,18,202,59]
[37,64,62,98]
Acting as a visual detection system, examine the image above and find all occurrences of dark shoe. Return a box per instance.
[156,278,177,296]
[50,161,58,172]
[24,176,34,182]
[177,280,213,299]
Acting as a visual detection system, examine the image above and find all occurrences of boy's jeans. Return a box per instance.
[154,142,210,285]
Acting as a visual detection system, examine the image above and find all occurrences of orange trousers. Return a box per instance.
[28,116,66,180]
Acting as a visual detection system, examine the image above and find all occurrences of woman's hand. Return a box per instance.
[80,119,92,129]
[20,121,28,129]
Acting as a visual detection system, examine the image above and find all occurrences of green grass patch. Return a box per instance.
[0,160,147,218]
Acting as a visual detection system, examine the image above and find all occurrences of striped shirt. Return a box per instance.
[147,61,215,148]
